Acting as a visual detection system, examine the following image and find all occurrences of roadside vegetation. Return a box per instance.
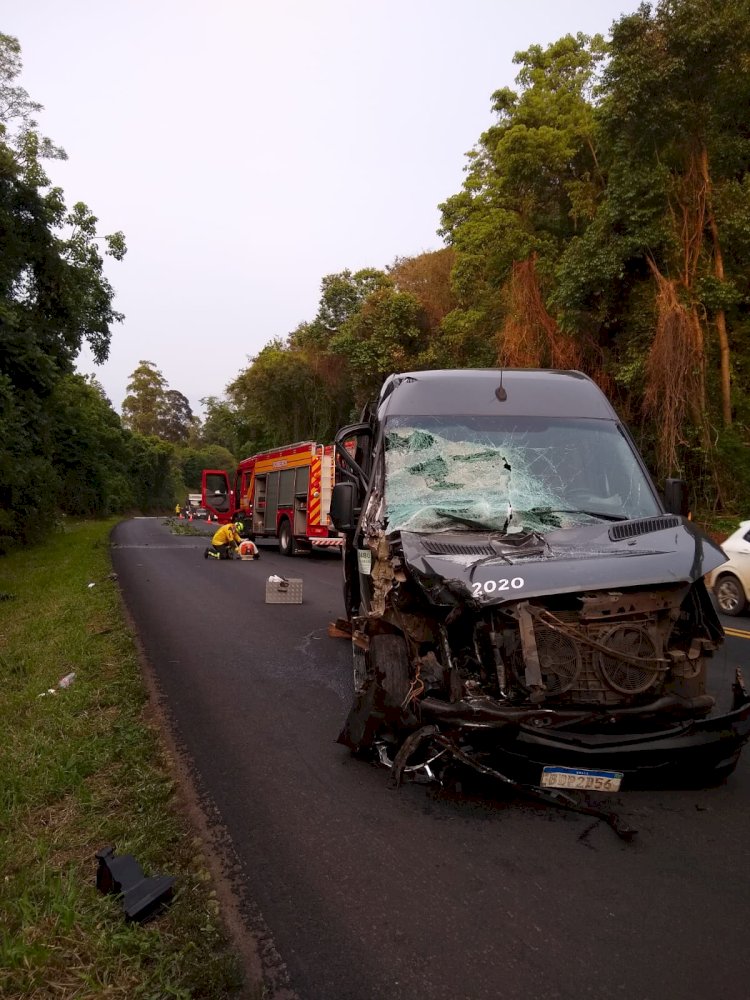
[211,0,749,524]
[0,519,247,998]
[2,0,748,560]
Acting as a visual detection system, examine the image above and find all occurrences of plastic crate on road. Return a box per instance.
[265,577,303,604]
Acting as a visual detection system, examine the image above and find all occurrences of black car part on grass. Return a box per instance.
[95,845,175,921]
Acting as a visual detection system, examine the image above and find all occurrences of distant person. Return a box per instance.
[205,520,243,560]
[175,502,182,518]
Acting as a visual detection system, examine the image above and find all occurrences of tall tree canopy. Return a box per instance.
[439,32,605,368]
[0,33,126,393]
[65,0,749,517]
[121,360,195,444]
[0,33,129,546]
[555,0,750,494]
[6,2,748,540]
[436,0,750,508]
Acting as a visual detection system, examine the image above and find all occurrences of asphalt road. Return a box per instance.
[112,517,750,1000]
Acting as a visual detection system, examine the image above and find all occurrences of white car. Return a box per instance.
[706,520,750,617]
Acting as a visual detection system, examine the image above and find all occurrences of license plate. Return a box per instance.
[540,766,623,792]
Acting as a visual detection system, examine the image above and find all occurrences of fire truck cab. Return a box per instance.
[202,441,342,556]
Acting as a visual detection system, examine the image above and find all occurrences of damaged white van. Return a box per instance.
[330,370,750,822]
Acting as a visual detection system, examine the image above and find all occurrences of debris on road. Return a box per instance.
[328,618,353,640]
[265,576,303,604]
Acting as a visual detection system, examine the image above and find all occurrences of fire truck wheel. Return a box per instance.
[278,518,296,557]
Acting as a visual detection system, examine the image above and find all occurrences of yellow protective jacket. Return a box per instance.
[211,522,242,547]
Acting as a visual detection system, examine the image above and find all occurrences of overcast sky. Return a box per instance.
[6,0,640,416]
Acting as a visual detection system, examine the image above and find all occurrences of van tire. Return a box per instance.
[278,518,295,557]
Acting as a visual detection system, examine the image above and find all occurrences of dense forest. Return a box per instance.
[1,0,749,551]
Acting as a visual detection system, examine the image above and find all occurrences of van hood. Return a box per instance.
[398,516,727,607]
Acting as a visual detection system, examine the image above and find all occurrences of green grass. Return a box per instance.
[0,519,249,999]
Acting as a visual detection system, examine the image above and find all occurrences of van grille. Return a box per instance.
[609,516,679,541]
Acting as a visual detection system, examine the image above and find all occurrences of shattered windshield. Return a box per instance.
[384,415,660,534]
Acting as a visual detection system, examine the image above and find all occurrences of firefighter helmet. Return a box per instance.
[234,521,244,533]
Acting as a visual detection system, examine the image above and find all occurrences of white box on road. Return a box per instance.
[265,578,303,604]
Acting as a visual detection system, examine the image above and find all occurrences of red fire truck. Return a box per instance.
[201,441,342,556]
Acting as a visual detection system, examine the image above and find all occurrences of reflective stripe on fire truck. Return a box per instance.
[309,454,322,528]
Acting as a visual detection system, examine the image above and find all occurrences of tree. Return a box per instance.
[0,34,125,392]
[121,361,168,436]
[438,33,606,368]
[45,374,134,516]
[227,340,344,451]
[613,0,750,428]
[175,444,236,490]
[121,361,196,444]
[0,34,126,546]
[330,287,430,406]
[199,395,243,455]
[161,389,195,444]
[308,268,392,346]
[124,434,177,513]
[389,250,455,326]
[388,249,457,365]
[555,0,750,492]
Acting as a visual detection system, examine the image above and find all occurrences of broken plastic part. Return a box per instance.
[95,846,174,921]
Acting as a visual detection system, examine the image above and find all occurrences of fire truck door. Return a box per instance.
[264,471,280,532]
[278,469,295,510]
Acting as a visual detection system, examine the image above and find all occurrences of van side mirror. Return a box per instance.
[664,478,689,517]
[330,482,358,533]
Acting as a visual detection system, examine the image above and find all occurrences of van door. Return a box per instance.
[202,469,233,521]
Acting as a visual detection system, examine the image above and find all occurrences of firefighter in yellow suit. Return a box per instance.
[205,521,243,560]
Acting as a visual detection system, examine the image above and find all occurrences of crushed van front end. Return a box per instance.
[338,520,750,789]
[332,371,750,821]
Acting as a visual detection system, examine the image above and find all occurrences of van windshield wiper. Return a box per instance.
[528,507,628,523]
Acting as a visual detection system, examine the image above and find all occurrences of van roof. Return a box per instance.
[377,369,618,420]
